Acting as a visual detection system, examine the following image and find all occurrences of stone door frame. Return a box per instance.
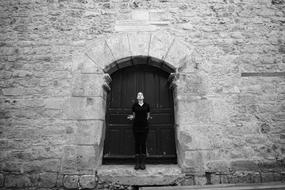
[66,31,196,173]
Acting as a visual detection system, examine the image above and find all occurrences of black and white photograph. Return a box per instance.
[0,0,284,189]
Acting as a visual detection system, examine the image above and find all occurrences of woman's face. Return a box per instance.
[137,92,144,100]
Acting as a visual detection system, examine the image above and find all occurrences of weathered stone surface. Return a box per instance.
[261,172,282,182]
[63,175,79,189]
[62,146,77,173]
[63,97,105,119]
[97,165,183,186]
[72,73,104,97]
[61,145,98,173]
[164,39,194,68]
[195,175,208,185]
[77,146,97,170]
[178,99,213,125]
[75,120,103,145]
[149,31,174,60]
[38,172,57,188]
[72,53,103,74]
[85,38,115,69]
[0,173,4,187]
[230,160,259,171]
[183,151,206,173]
[5,174,33,187]
[2,88,27,96]
[44,97,67,109]
[79,175,97,189]
[0,0,284,188]
[128,32,151,56]
[206,160,230,172]
[23,159,60,173]
[106,34,131,61]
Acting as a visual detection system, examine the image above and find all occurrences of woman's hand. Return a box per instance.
[147,113,152,120]
[127,115,134,120]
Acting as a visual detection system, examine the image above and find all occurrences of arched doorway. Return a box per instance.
[103,56,177,164]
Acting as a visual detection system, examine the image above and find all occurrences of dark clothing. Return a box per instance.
[132,102,150,132]
[133,129,148,154]
[132,102,150,154]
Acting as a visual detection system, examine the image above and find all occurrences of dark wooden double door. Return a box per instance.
[103,63,177,164]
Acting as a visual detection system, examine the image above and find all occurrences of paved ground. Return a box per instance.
[140,182,285,190]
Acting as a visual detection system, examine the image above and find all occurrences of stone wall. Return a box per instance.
[0,0,284,189]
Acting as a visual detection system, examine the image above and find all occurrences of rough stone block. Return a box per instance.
[206,160,230,172]
[114,21,157,32]
[0,173,4,187]
[178,99,213,124]
[85,39,115,69]
[79,175,97,189]
[177,130,210,150]
[77,146,97,170]
[38,172,57,188]
[128,32,151,56]
[63,97,105,120]
[72,53,103,74]
[220,174,230,184]
[164,39,194,68]
[62,146,77,173]
[23,159,60,173]
[194,175,207,185]
[5,174,32,187]
[180,175,195,186]
[211,173,221,184]
[131,9,149,20]
[56,174,64,187]
[62,145,98,173]
[149,31,174,60]
[72,73,104,97]
[2,88,25,96]
[63,175,79,189]
[106,34,131,61]
[44,97,67,109]
[0,161,23,172]
[76,120,103,145]
[183,151,205,173]
[230,160,259,171]
[261,172,282,182]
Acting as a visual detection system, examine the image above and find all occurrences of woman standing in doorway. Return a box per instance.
[127,92,151,170]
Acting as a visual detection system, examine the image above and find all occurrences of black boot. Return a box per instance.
[140,154,146,170]
[134,154,140,170]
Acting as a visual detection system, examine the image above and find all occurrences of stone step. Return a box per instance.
[97,164,183,186]
[140,183,285,190]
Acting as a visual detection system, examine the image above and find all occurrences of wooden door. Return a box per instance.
[103,59,177,164]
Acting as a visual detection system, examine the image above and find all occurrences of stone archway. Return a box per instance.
[65,31,207,174]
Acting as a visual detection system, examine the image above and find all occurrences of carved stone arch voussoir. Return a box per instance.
[83,32,195,75]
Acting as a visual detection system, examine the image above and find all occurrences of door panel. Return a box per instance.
[103,61,177,164]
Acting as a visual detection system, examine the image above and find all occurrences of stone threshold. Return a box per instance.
[97,164,183,186]
[140,182,285,190]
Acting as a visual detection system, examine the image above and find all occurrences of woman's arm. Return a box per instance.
[147,112,150,120]
[127,112,135,120]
